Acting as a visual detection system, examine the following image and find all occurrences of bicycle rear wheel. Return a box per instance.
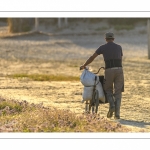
[95,90,99,113]
[91,90,99,114]
[84,90,99,114]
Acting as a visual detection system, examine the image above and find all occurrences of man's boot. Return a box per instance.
[106,94,115,118]
[114,93,122,119]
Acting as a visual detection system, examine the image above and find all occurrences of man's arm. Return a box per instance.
[80,52,98,70]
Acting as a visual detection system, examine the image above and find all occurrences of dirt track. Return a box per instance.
[0,30,150,132]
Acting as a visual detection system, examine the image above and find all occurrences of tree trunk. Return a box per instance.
[7,18,34,33]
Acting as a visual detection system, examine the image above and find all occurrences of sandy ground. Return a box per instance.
[0,22,150,132]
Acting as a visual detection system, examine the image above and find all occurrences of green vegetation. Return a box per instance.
[3,18,148,33]
[7,18,34,33]
[114,25,134,30]
[0,99,130,132]
[8,74,79,81]
[0,100,23,113]
[107,18,147,25]
[95,26,109,31]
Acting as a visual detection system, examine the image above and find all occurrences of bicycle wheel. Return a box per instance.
[90,90,96,114]
[91,90,99,114]
[91,105,95,113]
[84,90,99,114]
[95,90,99,113]
[91,93,95,114]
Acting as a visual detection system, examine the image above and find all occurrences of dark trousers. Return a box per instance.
[104,68,124,117]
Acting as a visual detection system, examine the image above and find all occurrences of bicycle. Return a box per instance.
[84,67,108,114]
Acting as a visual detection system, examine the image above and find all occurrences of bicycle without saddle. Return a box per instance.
[84,67,107,114]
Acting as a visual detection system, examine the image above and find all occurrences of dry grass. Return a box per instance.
[7,74,79,81]
[0,98,131,132]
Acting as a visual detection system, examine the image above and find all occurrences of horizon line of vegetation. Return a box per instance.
[7,73,79,81]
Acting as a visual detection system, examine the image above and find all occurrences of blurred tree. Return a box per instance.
[7,18,34,33]
[0,18,7,22]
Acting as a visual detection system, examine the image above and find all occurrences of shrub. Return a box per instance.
[0,99,131,132]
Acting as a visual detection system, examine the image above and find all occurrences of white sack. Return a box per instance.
[80,69,99,86]
[82,82,105,103]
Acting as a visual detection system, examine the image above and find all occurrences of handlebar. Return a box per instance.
[94,67,105,74]
[80,66,105,74]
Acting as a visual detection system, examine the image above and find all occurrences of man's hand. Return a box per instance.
[79,65,85,70]
[79,52,98,70]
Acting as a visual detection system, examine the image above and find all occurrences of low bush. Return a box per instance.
[0,98,131,132]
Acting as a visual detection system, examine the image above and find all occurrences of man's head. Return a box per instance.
[105,32,115,42]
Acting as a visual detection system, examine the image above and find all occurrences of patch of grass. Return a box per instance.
[107,18,147,26]
[114,25,134,30]
[0,99,131,132]
[23,26,31,32]
[95,26,108,31]
[0,100,24,113]
[67,64,78,67]
[8,74,79,81]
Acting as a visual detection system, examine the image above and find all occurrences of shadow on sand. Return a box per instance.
[117,119,150,129]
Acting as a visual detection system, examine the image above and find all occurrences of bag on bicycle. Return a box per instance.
[80,69,105,103]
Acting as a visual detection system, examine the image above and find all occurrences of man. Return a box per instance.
[80,32,124,119]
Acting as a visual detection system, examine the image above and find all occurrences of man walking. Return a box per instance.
[80,32,124,119]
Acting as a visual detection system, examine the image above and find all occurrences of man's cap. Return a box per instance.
[105,32,115,39]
